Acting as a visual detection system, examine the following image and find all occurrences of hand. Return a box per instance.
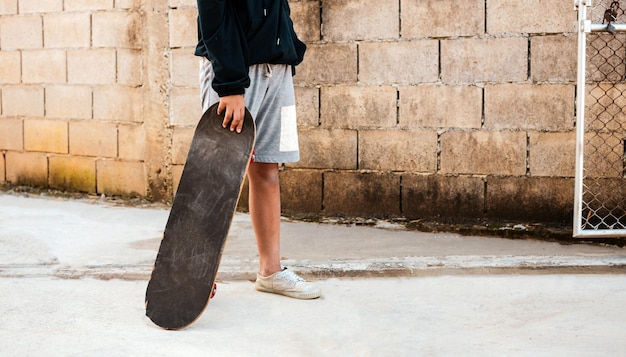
[217,94,245,133]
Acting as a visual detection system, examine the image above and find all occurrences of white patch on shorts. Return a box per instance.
[279,105,299,152]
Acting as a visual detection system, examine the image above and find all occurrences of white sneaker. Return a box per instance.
[255,268,321,299]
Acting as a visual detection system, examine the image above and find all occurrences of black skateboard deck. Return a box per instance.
[145,102,255,330]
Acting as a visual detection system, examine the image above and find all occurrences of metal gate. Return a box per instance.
[574,0,626,237]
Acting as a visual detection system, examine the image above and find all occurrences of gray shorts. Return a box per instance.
[199,58,300,163]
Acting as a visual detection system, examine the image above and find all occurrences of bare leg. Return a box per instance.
[247,161,282,276]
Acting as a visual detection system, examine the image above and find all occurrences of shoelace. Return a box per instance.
[279,269,304,284]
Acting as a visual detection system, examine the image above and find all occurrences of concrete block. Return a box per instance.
[0,1,17,15]
[290,0,320,42]
[295,43,357,85]
[486,176,574,222]
[531,35,577,82]
[324,171,401,218]
[49,155,96,192]
[440,130,527,176]
[359,129,438,172]
[294,86,319,127]
[585,83,626,131]
[291,128,357,169]
[93,86,143,122]
[0,152,4,182]
[579,178,626,220]
[64,0,113,11]
[487,0,576,34]
[323,0,398,41]
[117,49,143,86]
[0,14,42,49]
[43,12,91,49]
[2,85,44,117]
[24,119,68,153]
[584,133,624,178]
[0,50,21,83]
[529,131,576,177]
[169,7,197,48]
[237,177,250,212]
[402,174,485,219]
[115,0,140,9]
[441,37,527,83]
[69,121,118,157]
[399,85,482,128]
[68,49,117,85]
[168,0,195,7]
[171,48,199,87]
[401,0,484,38]
[169,87,202,126]
[359,40,439,84]
[0,117,23,150]
[21,49,66,83]
[96,159,147,196]
[5,151,48,186]
[171,126,193,165]
[280,169,323,214]
[118,123,145,161]
[484,84,575,131]
[320,85,397,128]
[19,0,62,14]
[45,85,92,119]
[92,10,142,49]
[171,164,183,196]
[587,34,626,83]
[170,165,185,196]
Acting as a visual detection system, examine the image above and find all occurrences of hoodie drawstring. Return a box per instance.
[265,63,273,79]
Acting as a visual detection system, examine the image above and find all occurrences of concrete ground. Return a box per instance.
[1,193,626,356]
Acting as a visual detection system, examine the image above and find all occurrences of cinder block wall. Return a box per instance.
[0,0,149,197]
[0,0,578,223]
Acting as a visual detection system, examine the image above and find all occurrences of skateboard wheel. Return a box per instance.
[210,283,217,299]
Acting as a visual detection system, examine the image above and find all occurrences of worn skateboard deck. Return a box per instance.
[145,102,255,330]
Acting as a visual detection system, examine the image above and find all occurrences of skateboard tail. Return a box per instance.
[145,103,255,330]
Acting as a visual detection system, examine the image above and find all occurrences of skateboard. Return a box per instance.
[145,102,255,330]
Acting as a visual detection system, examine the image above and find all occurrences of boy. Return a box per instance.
[195,0,321,299]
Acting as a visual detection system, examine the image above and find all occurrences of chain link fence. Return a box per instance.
[576,0,626,236]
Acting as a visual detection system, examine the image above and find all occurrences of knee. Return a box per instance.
[248,162,279,186]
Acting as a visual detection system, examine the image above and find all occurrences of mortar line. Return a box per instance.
[319,0,324,41]
[527,36,532,80]
[436,131,442,173]
[481,87,485,128]
[318,86,321,126]
[396,88,400,126]
[483,178,488,214]
[484,0,488,33]
[356,130,360,170]
[356,42,360,82]
[438,40,442,80]
[398,0,402,37]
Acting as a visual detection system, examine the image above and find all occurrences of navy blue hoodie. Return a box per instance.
[195,0,306,97]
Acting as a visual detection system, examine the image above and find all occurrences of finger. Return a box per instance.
[235,108,245,133]
[222,107,233,129]
[217,101,225,115]
[230,108,245,133]
[218,101,229,128]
